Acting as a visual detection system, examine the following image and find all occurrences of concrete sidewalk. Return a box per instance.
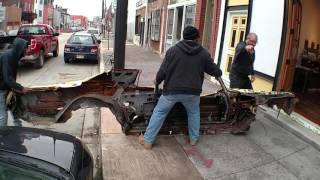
[100,41,320,180]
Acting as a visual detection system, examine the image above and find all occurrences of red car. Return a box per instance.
[17,24,59,68]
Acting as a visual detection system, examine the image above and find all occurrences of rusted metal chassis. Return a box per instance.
[12,69,296,135]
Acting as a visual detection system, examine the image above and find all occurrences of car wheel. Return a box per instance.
[34,50,44,69]
[64,58,70,64]
[53,45,59,57]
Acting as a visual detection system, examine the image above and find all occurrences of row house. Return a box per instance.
[72,15,88,30]
[42,0,54,26]
[2,0,36,24]
[0,2,21,31]
[197,0,320,124]
[133,0,320,124]
[195,0,320,124]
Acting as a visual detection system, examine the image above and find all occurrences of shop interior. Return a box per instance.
[292,0,320,124]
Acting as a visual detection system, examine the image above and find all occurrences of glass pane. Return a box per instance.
[68,35,94,44]
[234,18,238,24]
[230,30,237,48]
[239,31,245,43]
[241,19,246,25]
[0,161,57,180]
[18,26,46,35]
[167,9,174,38]
[227,56,233,72]
[184,5,196,27]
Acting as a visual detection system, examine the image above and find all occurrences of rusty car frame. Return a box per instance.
[9,69,296,135]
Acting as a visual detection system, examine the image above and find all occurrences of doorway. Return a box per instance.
[279,0,320,124]
[224,15,247,73]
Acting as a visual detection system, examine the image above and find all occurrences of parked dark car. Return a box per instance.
[64,32,101,64]
[0,127,93,180]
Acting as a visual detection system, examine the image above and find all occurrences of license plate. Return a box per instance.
[76,55,85,59]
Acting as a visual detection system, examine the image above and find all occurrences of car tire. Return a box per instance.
[64,58,70,64]
[34,50,44,69]
[53,44,59,57]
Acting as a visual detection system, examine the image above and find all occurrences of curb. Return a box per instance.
[258,106,320,151]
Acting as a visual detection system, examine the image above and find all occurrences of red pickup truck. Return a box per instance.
[17,24,59,68]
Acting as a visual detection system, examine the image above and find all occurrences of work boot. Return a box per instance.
[190,139,198,146]
[139,134,152,149]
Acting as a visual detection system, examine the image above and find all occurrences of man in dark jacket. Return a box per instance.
[0,38,31,127]
[229,33,258,89]
[139,26,222,149]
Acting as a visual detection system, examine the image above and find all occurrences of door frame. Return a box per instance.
[219,10,248,81]
[274,0,302,91]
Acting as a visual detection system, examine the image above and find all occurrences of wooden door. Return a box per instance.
[277,0,302,91]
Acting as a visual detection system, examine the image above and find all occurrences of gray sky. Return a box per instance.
[54,0,111,20]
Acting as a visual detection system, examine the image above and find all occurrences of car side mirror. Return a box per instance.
[97,40,101,44]
[53,32,60,36]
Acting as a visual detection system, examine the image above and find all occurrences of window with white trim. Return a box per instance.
[151,9,161,41]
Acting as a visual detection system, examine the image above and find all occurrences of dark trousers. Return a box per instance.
[229,72,253,89]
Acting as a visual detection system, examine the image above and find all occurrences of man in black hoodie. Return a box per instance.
[140,26,222,149]
[229,33,258,89]
[0,38,31,127]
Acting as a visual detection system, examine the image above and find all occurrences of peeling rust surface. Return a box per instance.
[10,69,296,135]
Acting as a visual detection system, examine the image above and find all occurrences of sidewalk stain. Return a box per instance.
[184,138,214,169]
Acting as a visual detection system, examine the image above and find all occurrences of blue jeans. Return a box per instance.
[144,94,200,144]
[0,90,8,127]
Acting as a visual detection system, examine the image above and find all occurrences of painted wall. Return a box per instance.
[298,0,320,56]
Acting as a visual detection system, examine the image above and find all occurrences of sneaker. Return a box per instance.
[139,134,152,149]
[190,139,198,146]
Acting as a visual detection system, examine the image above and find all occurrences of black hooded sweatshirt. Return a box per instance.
[0,38,28,91]
[156,40,222,95]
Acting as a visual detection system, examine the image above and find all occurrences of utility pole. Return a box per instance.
[114,0,128,69]
[101,0,105,37]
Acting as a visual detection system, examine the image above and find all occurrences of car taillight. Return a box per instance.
[64,45,71,52]
[29,38,36,50]
[91,47,98,53]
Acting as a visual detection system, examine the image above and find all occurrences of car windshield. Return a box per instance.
[18,26,46,35]
[0,161,57,180]
[87,29,99,34]
[68,35,94,44]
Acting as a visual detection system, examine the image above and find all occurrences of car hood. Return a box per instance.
[0,127,83,172]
